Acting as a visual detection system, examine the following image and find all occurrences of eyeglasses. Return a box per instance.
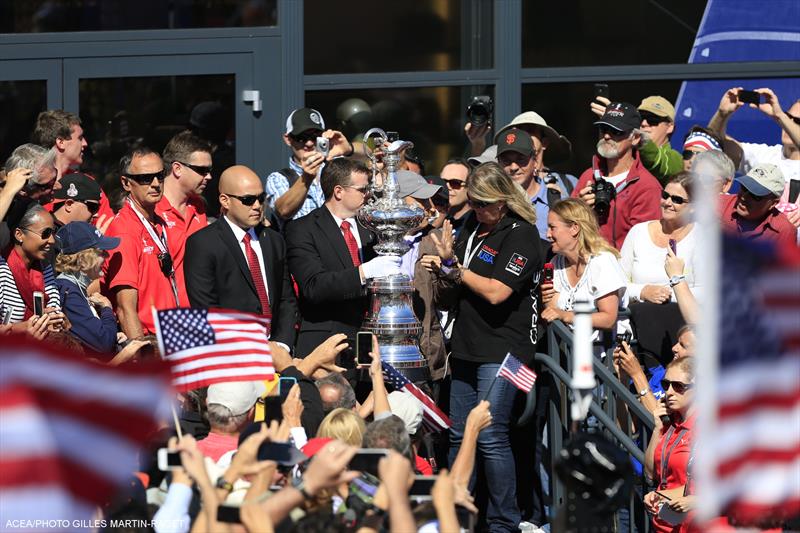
[290,131,321,145]
[125,170,166,185]
[598,125,631,137]
[640,112,670,126]
[682,150,700,161]
[467,196,494,209]
[661,190,689,205]
[660,379,694,394]
[344,185,370,195]
[225,192,267,206]
[84,201,101,215]
[443,179,466,190]
[178,162,213,176]
[22,226,56,240]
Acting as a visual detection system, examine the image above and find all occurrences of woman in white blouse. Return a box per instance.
[620,172,700,304]
[541,198,627,331]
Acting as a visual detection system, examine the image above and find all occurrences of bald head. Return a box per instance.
[219,165,266,230]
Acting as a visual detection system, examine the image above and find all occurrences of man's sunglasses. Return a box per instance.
[598,125,631,137]
[344,185,370,195]
[660,379,694,394]
[444,179,466,190]
[125,170,166,185]
[661,190,689,205]
[55,200,100,215]
[640,112,670,126]
[225,192,267,206]
[178,162,213,176]
[740,188,774,202]
[467,196,494,209]
[290,131,321,144]
[22,226,56,240]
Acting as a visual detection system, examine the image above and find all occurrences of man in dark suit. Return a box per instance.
[185,165,297,353]
[285,158,401,357]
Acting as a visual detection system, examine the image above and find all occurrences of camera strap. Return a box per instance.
[659,426,688,489]
[126,198,180,305]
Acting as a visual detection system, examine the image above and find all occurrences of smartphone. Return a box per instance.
[409,475,436,500]
[1,306,10,326]
[156,448,182,471]
[348,449,389,476]
[356,331,373,367]
[593,83,610,102]
[33,291,44,316]
[738,89,762,105]
[543,262,554,282]
[216,505,241,524]
[278,376,297,400]
[668,239,677,254]
[315,136,330,157]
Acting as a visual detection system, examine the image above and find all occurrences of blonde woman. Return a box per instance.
[54,221,120,356]
[316,407,366,447]
[426,162,543,531]
[541,198,627,330]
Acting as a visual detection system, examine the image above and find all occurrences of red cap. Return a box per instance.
[301,437,333,458]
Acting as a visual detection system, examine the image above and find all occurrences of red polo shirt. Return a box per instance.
[102,202,178,334]
[156,195,207,306]
[652,414,694,533]
[719,194,796,246]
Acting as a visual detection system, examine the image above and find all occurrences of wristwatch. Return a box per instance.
[668,275,686,287]
[291,477,313,500]
[215,476,234,492]
[638,387,650,398]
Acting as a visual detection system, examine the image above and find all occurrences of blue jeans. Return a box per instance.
[449,359,521,533]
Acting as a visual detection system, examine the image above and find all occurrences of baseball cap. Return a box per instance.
[735,163,785,198]
[53,173,101,203]
[468,145,497,167]
[496,128,534,158]
[301,437,333,458]
[495,111,572,163]
[638,96,675,121]
[55,221,120,255]
[594,102,641,133]
[207,380,267,416]
[285,107,325,136]
[387,391,424,435]
[396,170,441,200]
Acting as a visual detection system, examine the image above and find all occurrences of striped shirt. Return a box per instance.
[264,158,325,221]
[0,255,61,324]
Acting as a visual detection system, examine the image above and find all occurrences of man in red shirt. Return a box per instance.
[718,163,796,245]
[32,110,115,227]
[197,380,264,462]
[103,148,179,338]
[156,131,212,306]
[573,102,663,248]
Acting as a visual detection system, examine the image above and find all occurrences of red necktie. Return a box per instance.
[340,220,362,267]
[242,233,272,317]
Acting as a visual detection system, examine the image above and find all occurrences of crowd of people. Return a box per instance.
[0,85,798,533]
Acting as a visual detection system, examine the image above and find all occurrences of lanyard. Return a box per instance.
[463,227,485,269]
[126,198,179,305]
[659,425,689,488]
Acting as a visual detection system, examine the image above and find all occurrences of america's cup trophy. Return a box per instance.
[357,129,431,382]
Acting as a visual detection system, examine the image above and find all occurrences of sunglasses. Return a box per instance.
[598,125,631,137]
[444,179,466,190]
[178,162,213,176]
[125,170,166,185]
[225,192,267,206]
[22,226,56,240]
[467,196,494,209]
[344,185,370,195]
[291,131,321,145]
[741,188,774,202]
[660,379,694,394]
[640,112,670,126]
[661,190,689,205]
[682,150,700,161]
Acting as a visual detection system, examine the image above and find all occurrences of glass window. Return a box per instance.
[522,1,707,67]
[78,74,235,212]
[1,0,276,33]
[0,81,47,162]
[306,85,495,175]
[305,0,493,74]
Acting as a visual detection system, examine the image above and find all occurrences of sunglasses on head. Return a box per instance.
[125,170,166,185]
[444,179,466,190]
[660,379,694,394]
[661,190,689,205]
[291,131,320,144]
[225,192,267,206]
[22,226,56,240]
[467,196,494,209]
[640,112,670,126]
[178,162,213,176]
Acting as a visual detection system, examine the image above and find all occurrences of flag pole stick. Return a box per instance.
[171,403,183,439]
[482,354,508,401]
[152,304,182,438]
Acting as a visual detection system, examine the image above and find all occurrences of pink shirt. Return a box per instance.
[196,432,239,462]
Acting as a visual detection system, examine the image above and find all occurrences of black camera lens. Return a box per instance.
[466,95,493,127]
[591,178,616,219]
[158,252,174,277]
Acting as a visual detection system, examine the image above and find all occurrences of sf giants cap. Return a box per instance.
[594,102,641,133]
[735,163,785,198]
[285,107,325,136]
[638,96,675,121]
[496,128,534,158]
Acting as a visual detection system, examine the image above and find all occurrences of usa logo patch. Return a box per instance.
[505,253,528,276]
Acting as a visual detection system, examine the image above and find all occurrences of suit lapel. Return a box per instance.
[316,208,355,269]
[357,221,376,262]
[217,219,257,295]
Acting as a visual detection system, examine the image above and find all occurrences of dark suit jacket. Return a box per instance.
[285,206,377,357]
[184,218,297,348]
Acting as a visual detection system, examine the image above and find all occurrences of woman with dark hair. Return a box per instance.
[426,162,543,532]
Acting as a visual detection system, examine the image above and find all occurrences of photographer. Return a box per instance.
[573,102,663,248]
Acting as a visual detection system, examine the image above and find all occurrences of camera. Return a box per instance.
[315,136,330,157]
[616,331,632,345]
[158,251,174,278]
[591,177,616,218]
[466,95,493,127]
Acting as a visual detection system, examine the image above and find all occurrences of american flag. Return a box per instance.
[497,353,537,393]
[154,307,274,393]
[707,235,800,524]
[381,361,451,433]
[0,334,171,527]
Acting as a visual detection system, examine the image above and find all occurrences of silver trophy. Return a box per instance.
[357,129,431,382]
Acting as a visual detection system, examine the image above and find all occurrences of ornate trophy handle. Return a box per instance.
[362,128,387,195]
